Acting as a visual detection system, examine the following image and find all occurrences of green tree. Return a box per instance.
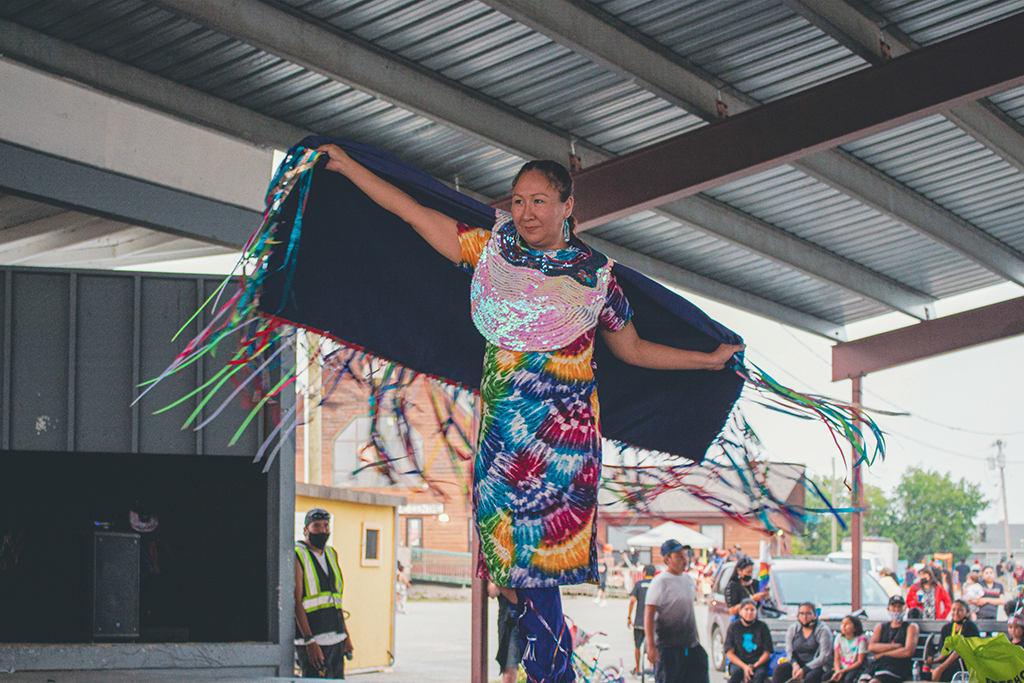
[792,473,888,555]
[877,466,988,563]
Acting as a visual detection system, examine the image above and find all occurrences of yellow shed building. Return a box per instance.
[295,482,406,673]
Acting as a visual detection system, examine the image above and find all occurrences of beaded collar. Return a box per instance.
[470,214,613,352]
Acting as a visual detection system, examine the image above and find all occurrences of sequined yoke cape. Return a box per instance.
[459,215,632,588]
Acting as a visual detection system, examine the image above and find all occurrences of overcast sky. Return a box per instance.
[684,282,1024,529]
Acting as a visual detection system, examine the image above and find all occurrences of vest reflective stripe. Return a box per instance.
[302,593,343,612]
[294,543,344,611]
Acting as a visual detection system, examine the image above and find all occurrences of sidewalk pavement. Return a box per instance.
[351,592,727,683]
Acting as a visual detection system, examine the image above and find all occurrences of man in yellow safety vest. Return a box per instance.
[295,508,353,678]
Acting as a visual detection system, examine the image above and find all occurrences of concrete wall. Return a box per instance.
[0,57,271,212]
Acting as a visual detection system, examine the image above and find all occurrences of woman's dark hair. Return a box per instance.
[843,614,865,637]
[735,556,754,572]
[799,602,817,613]
[739,598,758,609]
[512,160,577,234]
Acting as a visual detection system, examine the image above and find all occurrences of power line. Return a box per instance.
[776,323,1024,437]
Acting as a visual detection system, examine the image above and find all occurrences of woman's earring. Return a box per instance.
[563,218,571,243]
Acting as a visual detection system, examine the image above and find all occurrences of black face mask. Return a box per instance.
[308,532,329,550]
[740,574,753,583]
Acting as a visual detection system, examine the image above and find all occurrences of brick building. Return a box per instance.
[296,370,477,555]
[297,365,806,565]
[597,462,806,565]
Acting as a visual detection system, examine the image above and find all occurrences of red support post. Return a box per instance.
[471,536,488,683]
[850,376,864,611]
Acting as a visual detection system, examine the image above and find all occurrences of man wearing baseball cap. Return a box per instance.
[645,539,708,683]
[294,508,353,678]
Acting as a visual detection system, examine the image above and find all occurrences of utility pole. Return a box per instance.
[995,440,1011,562]
[831,457,838,552]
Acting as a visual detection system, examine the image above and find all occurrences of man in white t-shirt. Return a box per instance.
[645,539,709,683]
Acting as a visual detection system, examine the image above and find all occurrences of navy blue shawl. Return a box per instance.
[258,137,743,463]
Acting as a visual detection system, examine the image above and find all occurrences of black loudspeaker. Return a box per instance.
[89,531,140,640]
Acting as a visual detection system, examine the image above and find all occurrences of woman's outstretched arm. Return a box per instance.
[317,144,461,263]
[600,321,744,370]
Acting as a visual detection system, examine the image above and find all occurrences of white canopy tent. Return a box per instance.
[625,522,717,550]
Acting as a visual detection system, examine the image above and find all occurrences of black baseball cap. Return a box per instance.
[304,508,330,527]
[888,595,906,607]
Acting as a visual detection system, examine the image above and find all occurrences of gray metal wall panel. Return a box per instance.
[0,267,265,457]
[10,272,69,450]
[137,277,199,455]
[1,271,7,449]
[75,274,134,453]
[201,278,260,456]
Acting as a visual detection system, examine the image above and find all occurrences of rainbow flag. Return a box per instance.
[758,540,771,593]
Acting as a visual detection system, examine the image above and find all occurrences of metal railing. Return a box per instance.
[410,547,473,587]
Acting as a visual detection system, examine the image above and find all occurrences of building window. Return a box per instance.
[701,524,724,550]
[407,518,423,548]
[333,416,422,487]
[361,523,382,567]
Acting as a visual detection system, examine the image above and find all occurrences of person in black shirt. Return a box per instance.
[725,599,772,683]
[953,559,970,594]
[628,565,656,676]
[725,557,771,616]
[859,595,918,683]
[926,600,978,681]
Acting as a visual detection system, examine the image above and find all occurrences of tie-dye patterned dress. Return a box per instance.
[458,214,632,588]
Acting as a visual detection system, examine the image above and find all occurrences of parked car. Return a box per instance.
[706,559,891,671]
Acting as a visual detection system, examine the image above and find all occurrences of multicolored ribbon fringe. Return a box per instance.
[141,145,884,530]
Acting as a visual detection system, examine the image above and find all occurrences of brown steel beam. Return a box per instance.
[564,10,1024,229]
[832,296,1024,381]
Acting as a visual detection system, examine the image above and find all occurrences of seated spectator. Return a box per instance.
[1007,614,1023,648]
[830,615,868,683]
[961,572,983,618]
[858,595,919,683]
[907,567,951,619]
[972,566,1005,620]
[726,599,772,683]
[926,600,978,681]
[772,603,832,683]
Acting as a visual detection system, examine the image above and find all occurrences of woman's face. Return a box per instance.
[840,617,855,638]
[950,602,967,622]
[511,170,574,251]
[1009,623,1023,642]
[739,602,757,622]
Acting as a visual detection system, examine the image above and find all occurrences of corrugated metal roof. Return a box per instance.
[703,163,1004,299]
[2,0,1023,335]
[867,0,1024,44]
[592,0,868,101]
[842,115,1024,254]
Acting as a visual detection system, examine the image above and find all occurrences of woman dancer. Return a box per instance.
[315,144,743,682]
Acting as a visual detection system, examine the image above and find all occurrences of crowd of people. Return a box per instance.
[620,546,1024,683]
